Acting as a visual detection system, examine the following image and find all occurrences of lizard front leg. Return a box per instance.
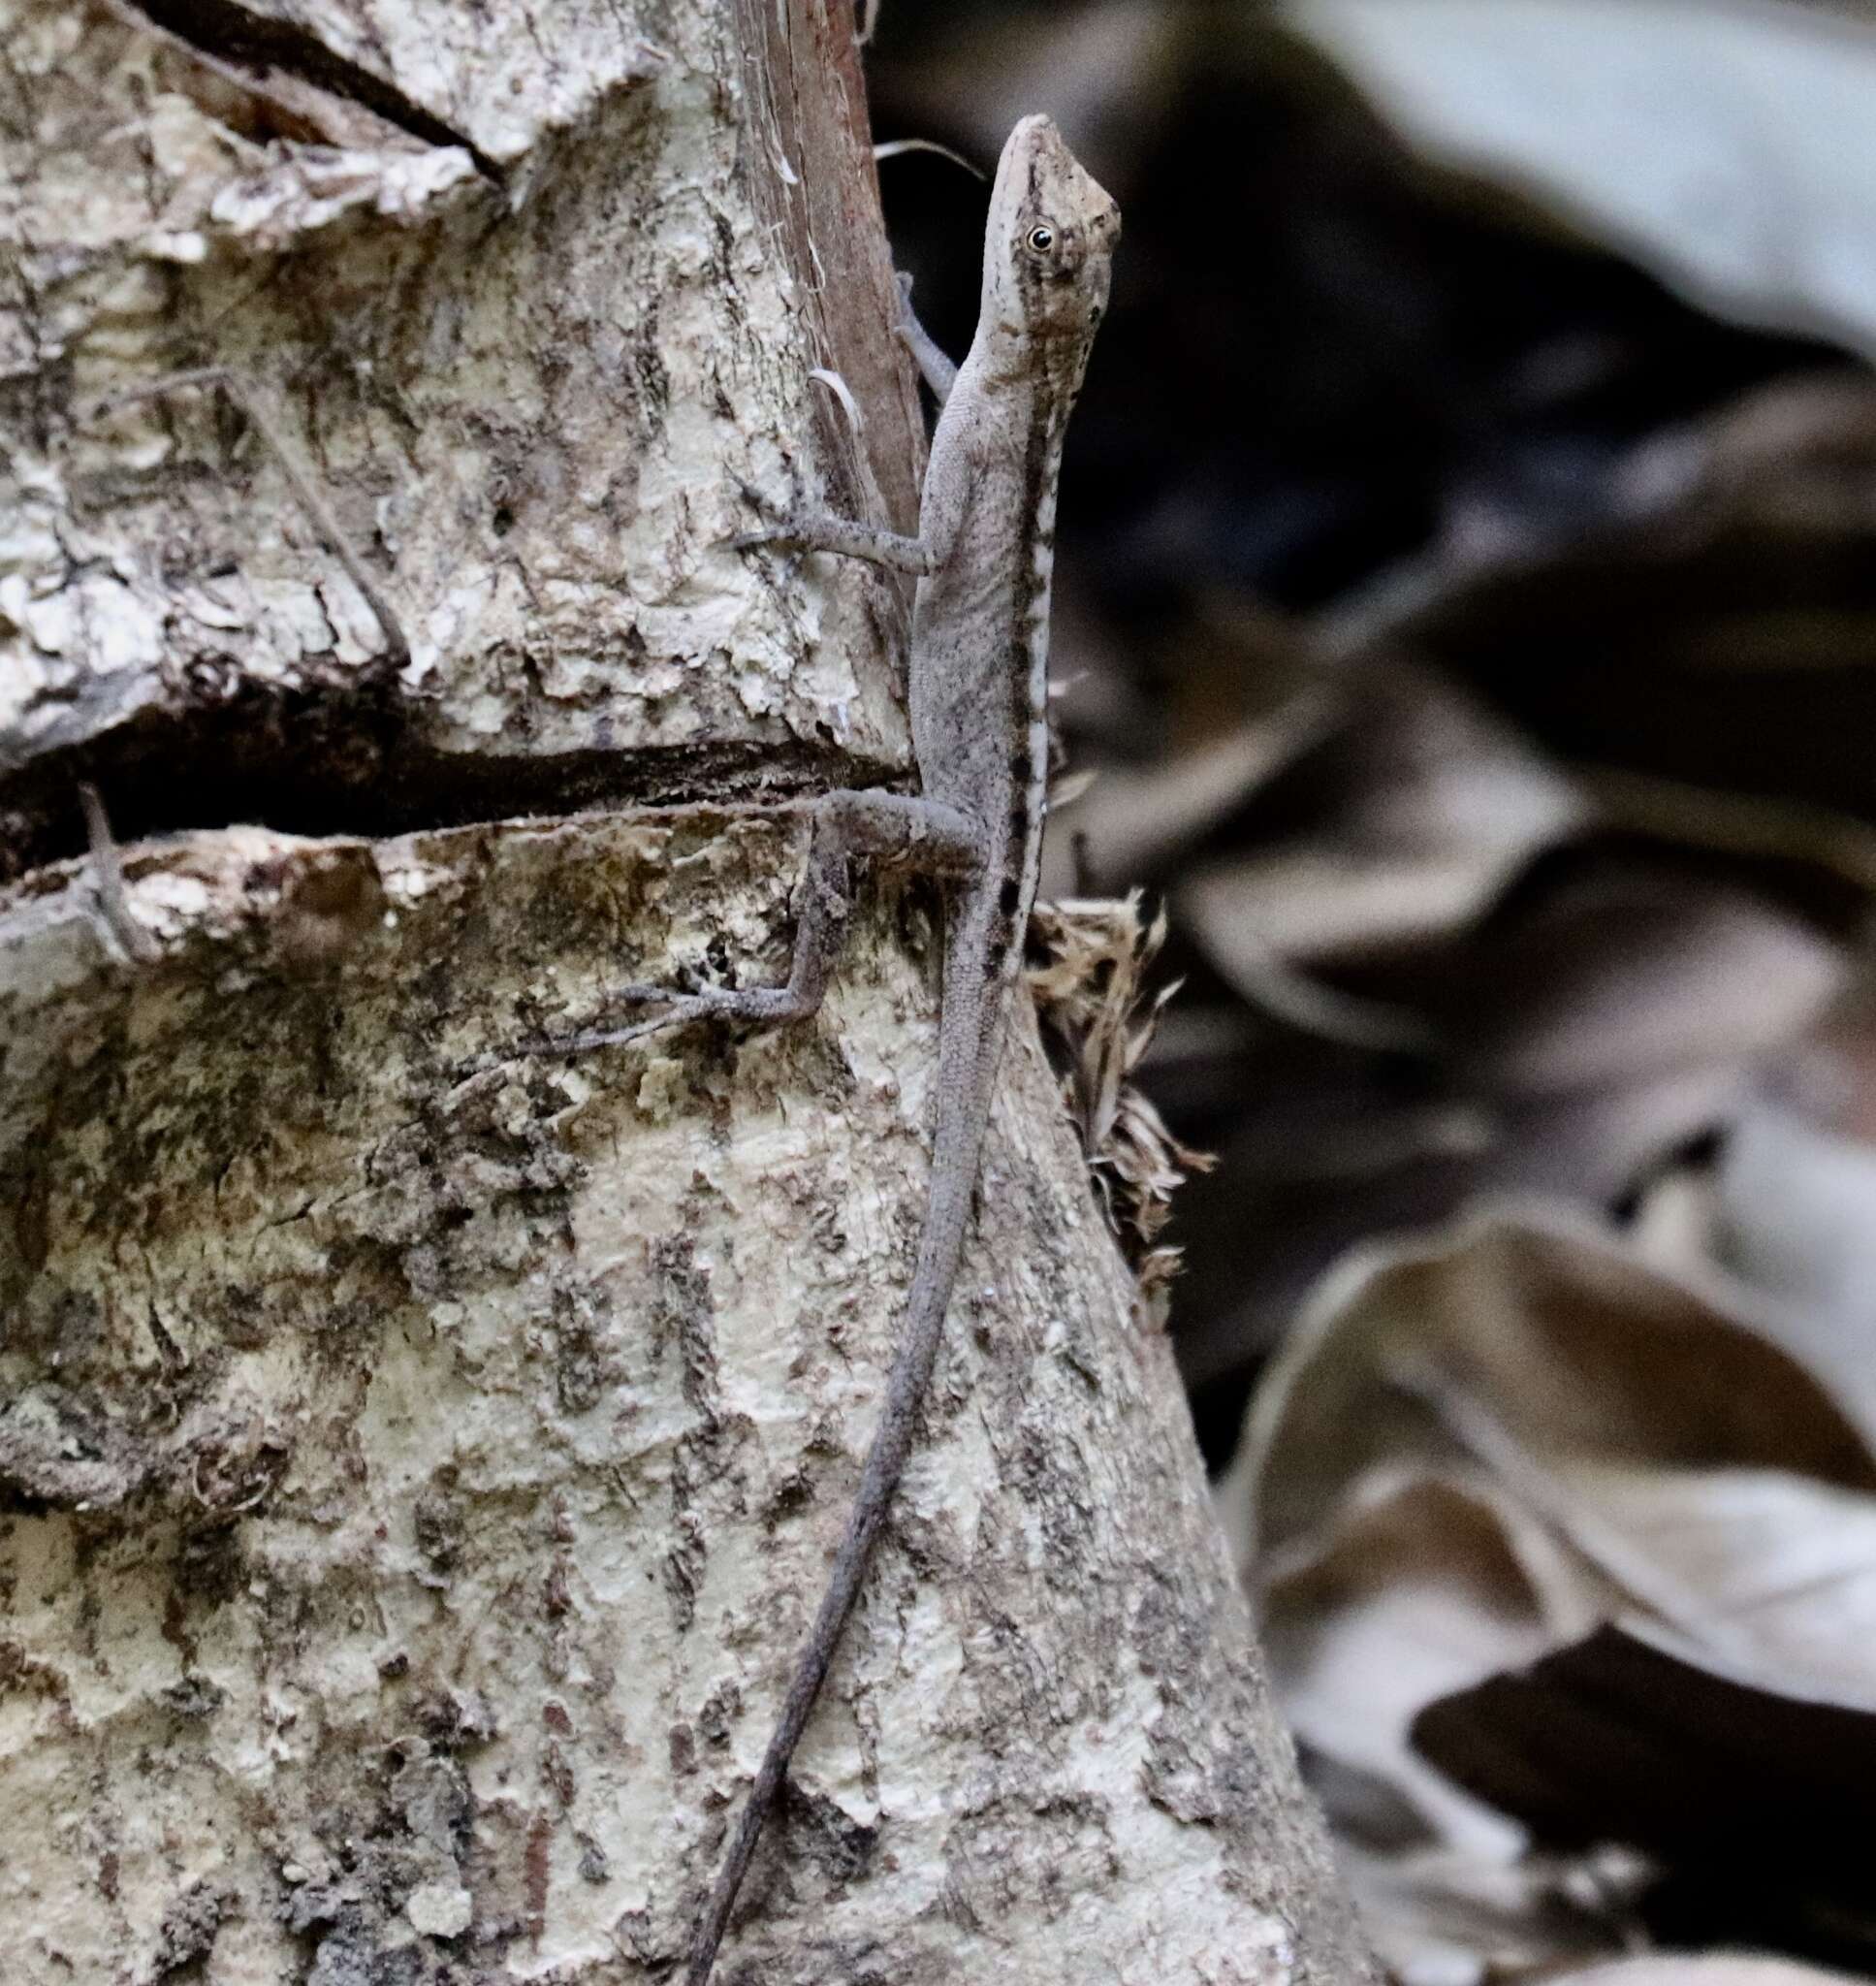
[533,791,984,1055]
[732,420,969,578]
[895,272,958,405]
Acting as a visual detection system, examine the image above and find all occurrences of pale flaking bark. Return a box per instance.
[0,1,1372,1979]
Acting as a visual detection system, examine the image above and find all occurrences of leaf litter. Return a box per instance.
[867,3,1876,1977]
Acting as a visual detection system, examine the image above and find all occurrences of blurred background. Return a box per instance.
[868,5,1876,1980]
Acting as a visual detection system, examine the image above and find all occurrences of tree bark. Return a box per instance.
[0,1,1374,1980]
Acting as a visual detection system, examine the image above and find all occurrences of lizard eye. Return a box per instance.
[1027,224,1055,253]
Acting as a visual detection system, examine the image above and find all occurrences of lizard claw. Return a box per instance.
[519,982,691,1056]
[527,1013,676,1055]
[525,978,805,1054]
[728,478,798,553]
[891,272,919,344]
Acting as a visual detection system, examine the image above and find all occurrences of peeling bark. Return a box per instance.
[0,1,1374,1979]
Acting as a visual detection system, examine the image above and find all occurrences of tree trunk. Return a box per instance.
[0,1,1374,1979]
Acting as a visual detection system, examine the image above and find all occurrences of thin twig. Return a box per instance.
[873,137,987,181]
[807,367,865,438]
[79,783,158,964]
[92,368,411,666]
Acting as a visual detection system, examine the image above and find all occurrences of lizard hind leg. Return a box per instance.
[530,790,983,1056]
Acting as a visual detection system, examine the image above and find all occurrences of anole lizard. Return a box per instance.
[546,114,1118,1982]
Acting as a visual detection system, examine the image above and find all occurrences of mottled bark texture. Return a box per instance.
[0,2,1372,1980]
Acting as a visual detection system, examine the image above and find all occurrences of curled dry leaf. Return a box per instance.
[1223,1208,1876,1975]
[1180,668,1586,971]
[1704,986,1876,1444]
[1337,1838,1653,1986]
[1026,893,1214,1327]
[1064,679,1345,890]
[1437,872,1844,1104]
[1285,0,1876,357]
[1255,1468,1607,1853]
[1414,1619,1876,1929]
[1226,1208,1876,1564]
[1618,372,1876,540]
[1562,1464,1876,1706]
[1324,371,1876,844]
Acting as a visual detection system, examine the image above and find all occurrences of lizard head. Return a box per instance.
[982,114,1121,354]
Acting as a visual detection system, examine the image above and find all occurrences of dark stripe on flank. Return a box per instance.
[999,877,1023,916]
[1007,394,1056,751]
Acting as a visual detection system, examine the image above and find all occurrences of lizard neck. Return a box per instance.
[973,318,1096,410]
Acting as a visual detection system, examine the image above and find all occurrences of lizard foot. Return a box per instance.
[729,477,796,552]
[527,981,810,1055]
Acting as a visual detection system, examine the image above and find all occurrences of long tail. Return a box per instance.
[685,900,1008,1983]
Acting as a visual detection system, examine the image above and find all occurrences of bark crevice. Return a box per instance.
[119,0,506,179]
[1,686,901,881]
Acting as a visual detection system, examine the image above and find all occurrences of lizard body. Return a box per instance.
[550,114,1118,1983]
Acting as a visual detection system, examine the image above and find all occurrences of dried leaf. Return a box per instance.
[1230,1208,1876,1976]
[1179,670,1585,967]
[1559,1462,1876,1704]
[1710,991,1876,1442]
[1256,1469,1607,1850]
[1415,1618,1876,1862]
[1227,1209,1876,1565]
[1065,681,1344,887]
[1027,893,1215,1325]
[1287,0,1876,358]
[1339,1839,1650,1986]
[1439,874,1844,1101]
